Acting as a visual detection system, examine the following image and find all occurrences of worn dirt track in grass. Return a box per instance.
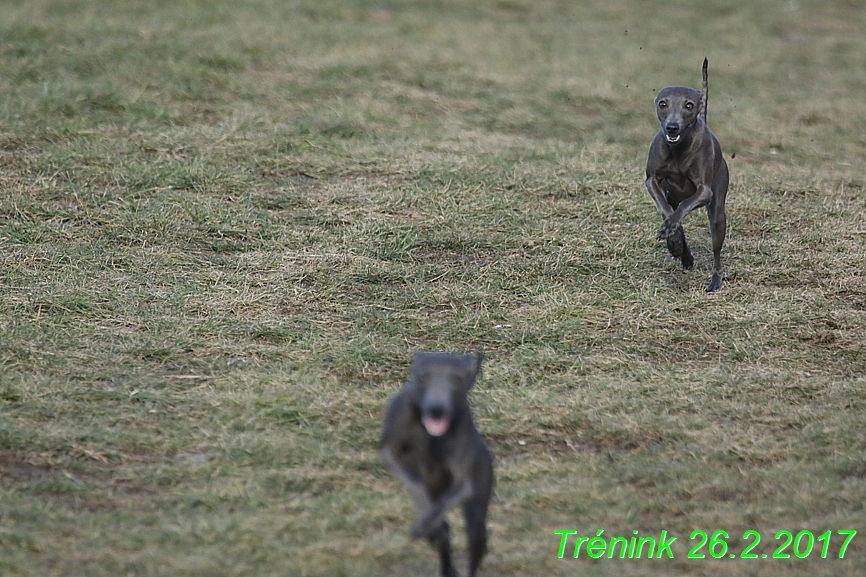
[1,0,865,575]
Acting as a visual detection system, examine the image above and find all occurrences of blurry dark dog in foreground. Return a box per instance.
[380,352,493,577]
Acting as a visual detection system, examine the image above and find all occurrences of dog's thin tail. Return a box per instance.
[700,57,708,123]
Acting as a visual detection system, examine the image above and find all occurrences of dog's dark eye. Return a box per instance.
[685,102,694,110]
[658,101,667,109]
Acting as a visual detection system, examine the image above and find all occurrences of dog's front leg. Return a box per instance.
[380,446,435,519]
[645,177,673,219]
[411,480,473,539]
[656,182,713,239]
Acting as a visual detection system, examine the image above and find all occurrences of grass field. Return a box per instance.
[1,0,865,575]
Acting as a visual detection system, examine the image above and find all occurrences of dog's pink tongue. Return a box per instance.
[422,416,449,436]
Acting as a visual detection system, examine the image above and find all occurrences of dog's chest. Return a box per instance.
[398,427,454,467]
[656,149,696,178]
[653,147,700,193]
[409,437,455,491]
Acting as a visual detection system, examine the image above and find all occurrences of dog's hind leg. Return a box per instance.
[463,497,489,577]
[705,160,729,292]
[705,201,726,292]
[427,520,459,577]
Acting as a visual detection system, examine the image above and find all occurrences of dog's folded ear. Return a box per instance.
[466,351,483,382]
[454,352,483,390]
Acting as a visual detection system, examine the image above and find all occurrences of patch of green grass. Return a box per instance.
[1,0,865,575]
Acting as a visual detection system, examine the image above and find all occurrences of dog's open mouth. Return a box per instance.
[665,134,681,144]
[422,415,450,436]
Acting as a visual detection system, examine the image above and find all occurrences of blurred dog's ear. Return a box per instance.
[469,351,483,378]
[459,352,483,390]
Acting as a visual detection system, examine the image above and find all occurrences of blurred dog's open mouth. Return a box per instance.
[665,134,681,144]
[422,415,449,436]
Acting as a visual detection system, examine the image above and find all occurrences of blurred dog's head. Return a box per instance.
[408,352,482,437]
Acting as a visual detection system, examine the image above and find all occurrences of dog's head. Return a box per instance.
[408,352,482,437]
[655,86,703,145]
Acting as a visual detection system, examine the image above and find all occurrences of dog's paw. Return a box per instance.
[666,234,684,258]
[657,218,680,240]
[705,272,723,292]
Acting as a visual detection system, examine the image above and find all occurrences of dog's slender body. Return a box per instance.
[645,58,729,292]
[380,352,493,577]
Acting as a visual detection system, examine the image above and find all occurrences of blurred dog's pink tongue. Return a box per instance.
[422,416,449,436]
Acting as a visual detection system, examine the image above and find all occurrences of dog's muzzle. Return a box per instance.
[422,415,449,436]
[664,122,682,144]
[421,405,450,436]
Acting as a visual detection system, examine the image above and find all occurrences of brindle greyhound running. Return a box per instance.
[645,58,729,292]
